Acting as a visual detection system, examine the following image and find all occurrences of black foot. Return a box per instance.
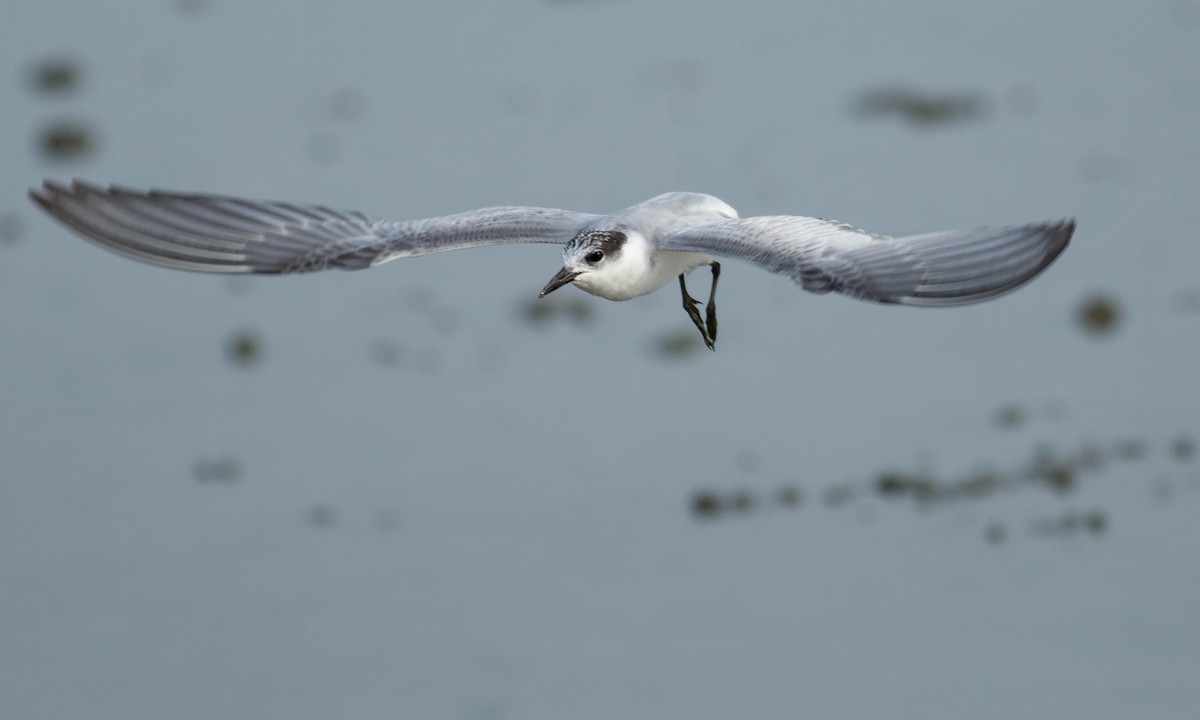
[706,262,720,347]
[679,271,716,351]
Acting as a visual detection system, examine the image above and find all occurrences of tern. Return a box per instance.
[30,180,1073,349]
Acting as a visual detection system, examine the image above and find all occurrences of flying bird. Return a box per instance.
[30,180,1073,349]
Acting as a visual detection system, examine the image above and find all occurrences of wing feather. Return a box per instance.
[662,215,1073,305]
[29,180,599,274]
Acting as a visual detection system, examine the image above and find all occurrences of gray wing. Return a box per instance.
[29,179,599,274]
[661,215,1073,305]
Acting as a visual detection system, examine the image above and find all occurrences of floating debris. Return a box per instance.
[1077,294,1121,336]
[227,330,262,367]
[193,458,241,484]
[1027,445,1076,493]
[775,484,803,508]
[1041,464,1075,493]
[688,489,755,519]
[853,86,986,127]
[691,490,721,519]
[1172,436,1196,462]
[692,432,1188,534]
[691,485,806,520]
[27,58,81,95]
[875,471,936,501]
[37,121,96,161]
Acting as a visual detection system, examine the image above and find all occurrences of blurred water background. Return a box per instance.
[2,1,1199,718]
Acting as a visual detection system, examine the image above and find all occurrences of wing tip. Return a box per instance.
[29,178,103,208]
[1045,216,1075,259]
[897,217,1076,307]
[28,178,257,273]
[1027,216,1074,278]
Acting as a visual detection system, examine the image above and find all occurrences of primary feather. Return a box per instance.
[661,215,1073,306]
[29,180,598,274]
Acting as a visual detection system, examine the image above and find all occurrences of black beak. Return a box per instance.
[539,267,580,298]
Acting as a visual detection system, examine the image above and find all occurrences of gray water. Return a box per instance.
[3,1,1199,718]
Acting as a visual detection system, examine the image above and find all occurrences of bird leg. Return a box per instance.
[706,261,720,347]
[678,266,718,351]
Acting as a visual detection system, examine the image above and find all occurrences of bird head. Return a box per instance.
[539,229,630,299]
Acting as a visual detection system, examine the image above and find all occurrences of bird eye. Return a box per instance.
[586,250,604,263]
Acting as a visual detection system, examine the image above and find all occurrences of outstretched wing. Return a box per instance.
[661,215,1073,305]
[29,180,599,274]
